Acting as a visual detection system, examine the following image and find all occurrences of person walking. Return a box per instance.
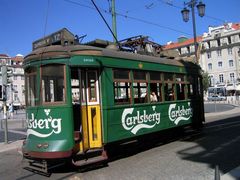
[8,103,14,119]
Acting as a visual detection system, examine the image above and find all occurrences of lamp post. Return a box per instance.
[181,0,206,63]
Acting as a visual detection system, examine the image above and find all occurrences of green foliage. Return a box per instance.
[202,71,210,92]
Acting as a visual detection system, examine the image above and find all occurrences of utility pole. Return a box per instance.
[2,65,8,144]
[111,0,117,44]
[91,0,119,46]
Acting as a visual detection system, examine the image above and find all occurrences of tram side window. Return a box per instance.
[41,64,65,104]
[150,72,162,102]
[133,71,147,104]
[187,76,195,98]
[164,73,174,101]
[176,74,186,100]
[25,67,38,106]
[113,69,131,104]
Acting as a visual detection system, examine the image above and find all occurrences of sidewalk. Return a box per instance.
[0,139,23,153]
[205,105,240,118]
[204,99,240,106]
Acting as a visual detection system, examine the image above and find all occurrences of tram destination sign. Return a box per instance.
[32,28,75,50]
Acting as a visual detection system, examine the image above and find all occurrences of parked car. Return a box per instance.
[207,95,227,101]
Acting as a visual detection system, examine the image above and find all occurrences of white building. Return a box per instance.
[11,54,25,107]
[200,23,240,94]
[164,22,240,94]
[0,54,25,108]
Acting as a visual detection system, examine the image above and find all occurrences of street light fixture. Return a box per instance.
[181,0,206,63]
[181,8,190,22]
[197,2,206,17]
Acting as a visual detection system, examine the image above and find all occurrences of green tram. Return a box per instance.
[22,33,204,172]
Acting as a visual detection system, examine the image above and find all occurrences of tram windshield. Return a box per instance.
[41,64,66,104]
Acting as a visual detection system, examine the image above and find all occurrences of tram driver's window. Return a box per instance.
[88,71,97,102]
[71,69,80,104]
[113,69,131,104]
[41,64,65,104]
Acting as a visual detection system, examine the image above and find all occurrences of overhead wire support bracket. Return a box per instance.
[90,0,121,48]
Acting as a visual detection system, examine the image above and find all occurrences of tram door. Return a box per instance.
[71,68,102,152]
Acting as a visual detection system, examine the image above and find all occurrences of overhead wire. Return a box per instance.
[63,0,227,38]
[156,0,225,23]
[63,0,192,36]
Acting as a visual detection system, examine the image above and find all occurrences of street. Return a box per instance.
[0,104,240,179]
[0,110,26,143]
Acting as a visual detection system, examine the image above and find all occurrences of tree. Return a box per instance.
[202,71,210,92]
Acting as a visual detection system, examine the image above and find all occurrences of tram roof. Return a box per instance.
[24,44,197,68]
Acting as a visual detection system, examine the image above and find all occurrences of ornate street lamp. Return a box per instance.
[181,8,190,22]
[181,0,206,63]
[197,2,206,17]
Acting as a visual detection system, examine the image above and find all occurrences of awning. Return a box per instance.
[13,103,21,106]
[236,85,240,91]
[226,85,235,91]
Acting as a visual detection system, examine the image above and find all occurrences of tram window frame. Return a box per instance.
[149,71,162,102]
[133,71,147,104]
[113,69,131,104]
[87,71,98,102]
[164,73,175,101]
[71,69,80,104]
[176,73,186,100]
[41,64,66,105]
[25,67,38,107]
[187,76,196,99]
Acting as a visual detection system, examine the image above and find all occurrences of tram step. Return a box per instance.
[72,154,108,167]
[76,148,105,159]
[73,148,108,166]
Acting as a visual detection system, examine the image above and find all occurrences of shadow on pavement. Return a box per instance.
[178,116,240,176]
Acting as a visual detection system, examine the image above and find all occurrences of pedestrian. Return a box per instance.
[8,103,14,119]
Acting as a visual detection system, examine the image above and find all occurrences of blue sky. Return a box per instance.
[0,0,239,57]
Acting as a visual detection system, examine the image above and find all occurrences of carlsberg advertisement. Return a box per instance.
[120,102,193,136]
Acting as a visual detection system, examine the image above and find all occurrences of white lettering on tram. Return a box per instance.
[26,109,62,138]
[168,103,192,125]
[121,106,161,135]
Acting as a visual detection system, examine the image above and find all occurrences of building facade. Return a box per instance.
[164,22,240,94]
[200,23,240,93]
[0,54,25,108]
